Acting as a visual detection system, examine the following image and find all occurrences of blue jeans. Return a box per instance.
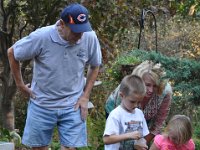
[22,101,87,148]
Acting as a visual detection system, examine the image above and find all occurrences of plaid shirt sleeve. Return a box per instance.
[149,92,172,135]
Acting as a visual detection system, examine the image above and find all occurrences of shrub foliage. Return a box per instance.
[112,49,200,104]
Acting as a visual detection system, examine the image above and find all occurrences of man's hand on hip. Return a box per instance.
[74,95,89,121]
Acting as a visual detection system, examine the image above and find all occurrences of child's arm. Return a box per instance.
[134,138,148,150]
[103,130,141,144]
[149,142,159,150]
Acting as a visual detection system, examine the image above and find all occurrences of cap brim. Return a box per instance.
[68,21,92,33]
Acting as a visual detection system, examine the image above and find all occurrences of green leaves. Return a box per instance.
[0,127,12,142]
[111,49,200,104]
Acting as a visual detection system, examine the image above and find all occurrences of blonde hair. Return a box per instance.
[165,115,193,145]
[132,60,166,95]
[120,75,146,97]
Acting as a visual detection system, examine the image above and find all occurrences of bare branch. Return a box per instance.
[0,73,3,81]
[0,0,6,16]
[0,30,9,36]
[6,0,17,38]
[42,0,62,26]
[19,22,28,39]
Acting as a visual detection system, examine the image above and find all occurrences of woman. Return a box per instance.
[105,60,172,144]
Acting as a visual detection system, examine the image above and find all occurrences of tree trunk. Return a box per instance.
[0,28,16,131]
[0,69,16,131]
[1,101,15,131]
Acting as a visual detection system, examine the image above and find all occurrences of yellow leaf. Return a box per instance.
[188,4,197,16]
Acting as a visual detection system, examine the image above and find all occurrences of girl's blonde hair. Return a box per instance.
[165,115,193,145]
[132,60,166,95]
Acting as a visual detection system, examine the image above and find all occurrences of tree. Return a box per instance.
[0,0,18,131]
[0,0,66,132]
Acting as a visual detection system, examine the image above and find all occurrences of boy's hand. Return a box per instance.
[134,138,148,150]
[134,145,148,150]
[126,131,141,140]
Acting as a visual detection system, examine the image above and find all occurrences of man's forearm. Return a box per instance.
[83,65,100,99]
[7,47,24,86]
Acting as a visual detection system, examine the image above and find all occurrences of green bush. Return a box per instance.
[112,49,200,104]
[110,54,141,81]
[194,122,200,149]
[77,114,105,150]
[0,127,12,142]
[194,138,200,150]
[110,49,200,124]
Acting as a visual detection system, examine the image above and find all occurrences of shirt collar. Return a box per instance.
[50,21,82,46]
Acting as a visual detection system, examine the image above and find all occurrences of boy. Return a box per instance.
[103,75,149,150]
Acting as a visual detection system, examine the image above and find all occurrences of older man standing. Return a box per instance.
[7,3,102,150]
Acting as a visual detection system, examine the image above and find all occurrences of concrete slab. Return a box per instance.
[0,142,14,150]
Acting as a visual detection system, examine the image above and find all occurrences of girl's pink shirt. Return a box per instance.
[154,134,195,150]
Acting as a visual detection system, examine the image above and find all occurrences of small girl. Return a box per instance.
[150,115,195,150]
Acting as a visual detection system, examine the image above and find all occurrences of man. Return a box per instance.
[7,3,102,150]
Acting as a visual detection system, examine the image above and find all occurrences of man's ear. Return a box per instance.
[59,19,65,27]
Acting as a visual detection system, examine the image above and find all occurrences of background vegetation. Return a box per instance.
[1,0,200,149]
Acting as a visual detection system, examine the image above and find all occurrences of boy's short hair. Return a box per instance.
[119,75,146,97]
